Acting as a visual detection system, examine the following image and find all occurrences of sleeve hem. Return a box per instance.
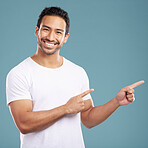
[7,97,32,106]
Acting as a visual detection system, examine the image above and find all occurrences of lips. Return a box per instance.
[45,42,55,47]
[41,39,58,48]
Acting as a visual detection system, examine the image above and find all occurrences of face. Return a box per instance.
[35,15,69,55]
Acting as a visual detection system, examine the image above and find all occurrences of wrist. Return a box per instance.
[63,104,71,115]
[113,97,120,107]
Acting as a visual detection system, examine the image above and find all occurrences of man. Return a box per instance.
[6,7,144,148]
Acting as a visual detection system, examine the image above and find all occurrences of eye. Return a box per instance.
[56,31,62,34]
[43,28,49,31]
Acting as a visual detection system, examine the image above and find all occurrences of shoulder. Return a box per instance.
[7,57,31,80]
[64,57,86,73]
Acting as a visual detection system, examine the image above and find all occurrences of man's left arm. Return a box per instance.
[81,80,144,128]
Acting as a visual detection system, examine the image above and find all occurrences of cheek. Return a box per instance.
[58,35,65,43]
[38,31,48,39]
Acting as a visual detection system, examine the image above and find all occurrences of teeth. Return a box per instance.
[45,42,54,47]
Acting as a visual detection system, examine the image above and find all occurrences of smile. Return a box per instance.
[42,39,57,48]
[45,42,55,47]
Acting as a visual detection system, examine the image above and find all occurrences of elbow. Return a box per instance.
[84,124,94,129]
[87,126,94,129]
[20,128,30,134]
[82,121,94,129]
[17,122,32,134]
[84,121,103,129]
[20,130,28,134]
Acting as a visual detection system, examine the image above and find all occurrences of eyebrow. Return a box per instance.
[42,25,64,32]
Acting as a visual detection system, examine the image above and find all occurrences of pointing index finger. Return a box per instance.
[128,80,144,89]
[80,89,94,98]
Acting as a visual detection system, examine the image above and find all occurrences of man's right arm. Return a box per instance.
[9,99,67,134]
[9,89,93,134]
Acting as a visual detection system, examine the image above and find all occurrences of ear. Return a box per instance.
[63,33,70,43]
[35,26,39,36]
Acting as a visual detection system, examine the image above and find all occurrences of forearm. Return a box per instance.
[11,89,94,134]
[17,105,67,134]
[85,97,120,128]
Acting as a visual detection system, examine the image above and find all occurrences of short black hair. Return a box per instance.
[37,7,70,35]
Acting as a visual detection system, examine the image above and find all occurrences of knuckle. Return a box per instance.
[78,98,83,103]
[128,87,132,89]
[81,102,84,106]
[127,88,131,91]
[77,100,80,103]
[121,88,124,91]
[81,106,85,110]
[128,98,132,101]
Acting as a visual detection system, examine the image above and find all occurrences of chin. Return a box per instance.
[41,48,59,55]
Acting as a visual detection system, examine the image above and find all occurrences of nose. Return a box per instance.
[47,30,55,41]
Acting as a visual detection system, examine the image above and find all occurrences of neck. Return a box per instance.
[31,50,63,69]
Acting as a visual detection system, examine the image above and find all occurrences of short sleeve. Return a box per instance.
[81,68,92,101]
[6,68,32,105]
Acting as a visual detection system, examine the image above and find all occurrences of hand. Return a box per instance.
[65,89,94,114]
[116,80,144,106]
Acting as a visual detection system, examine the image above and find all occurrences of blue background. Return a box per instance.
[0,0,148,147]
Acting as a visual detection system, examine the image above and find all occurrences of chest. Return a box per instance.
[30,70,82,111]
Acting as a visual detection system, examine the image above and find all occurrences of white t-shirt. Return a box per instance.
[6,57,92,148]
